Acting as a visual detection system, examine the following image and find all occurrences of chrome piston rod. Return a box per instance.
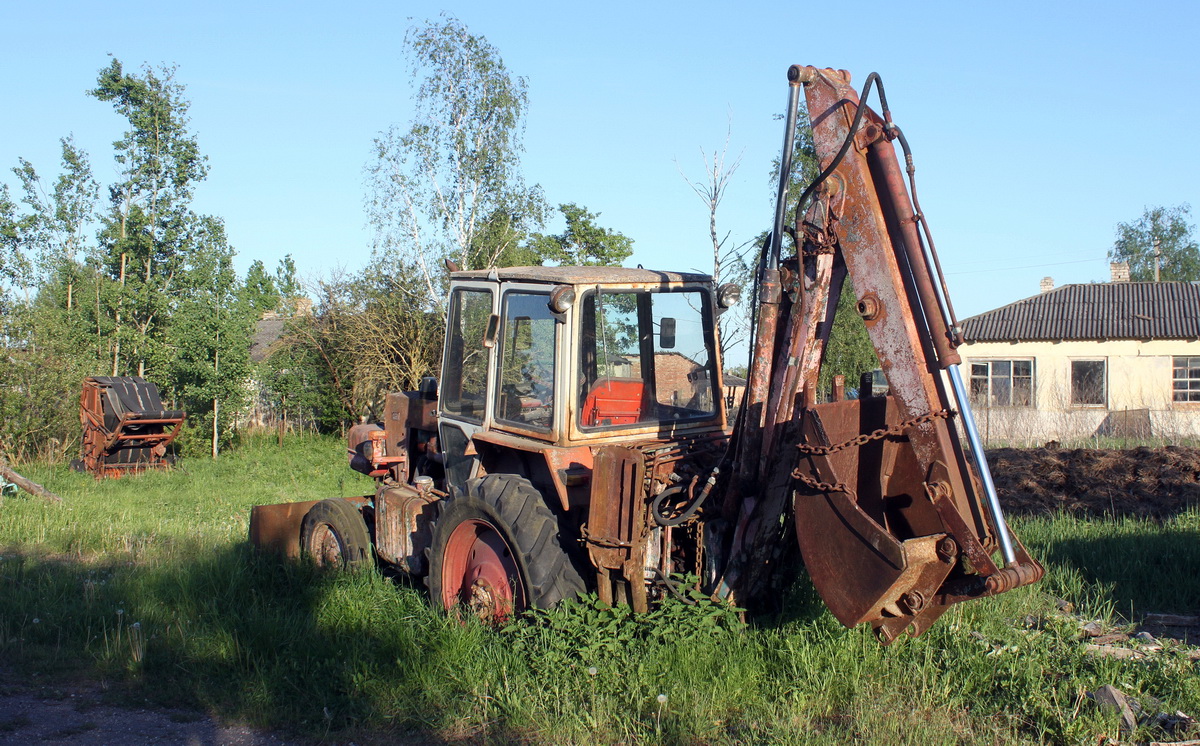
[946,363,1017,565]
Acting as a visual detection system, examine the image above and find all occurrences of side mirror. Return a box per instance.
[659,317,676,349]
[512,316,533,352]
[482,314,500,348]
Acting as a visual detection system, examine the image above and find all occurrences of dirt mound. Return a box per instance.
[988,446,1200,518]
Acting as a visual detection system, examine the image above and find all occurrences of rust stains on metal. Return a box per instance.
[375,485,438,574]
[587,446,649,611]
[77,376,186,479]
[248,497,371,559]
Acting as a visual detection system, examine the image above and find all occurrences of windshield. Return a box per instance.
[578,288,717,429]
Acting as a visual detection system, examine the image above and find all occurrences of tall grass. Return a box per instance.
[1,435,1197,744]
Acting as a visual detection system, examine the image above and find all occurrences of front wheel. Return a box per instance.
[428,475,584,622]
[300,499,372,569]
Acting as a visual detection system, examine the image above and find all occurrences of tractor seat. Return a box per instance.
[582,377,645,427]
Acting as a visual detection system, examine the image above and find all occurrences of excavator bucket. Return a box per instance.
[724,66,1041,643]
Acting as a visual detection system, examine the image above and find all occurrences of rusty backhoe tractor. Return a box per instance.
[250,65,1042,643]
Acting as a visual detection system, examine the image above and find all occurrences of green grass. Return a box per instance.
[1,435,1198,744]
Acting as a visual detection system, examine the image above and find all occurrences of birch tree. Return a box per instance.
[679,129,752,361]
[365,15,546,313]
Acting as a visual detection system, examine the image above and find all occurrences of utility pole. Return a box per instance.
[1154,237,1162,282]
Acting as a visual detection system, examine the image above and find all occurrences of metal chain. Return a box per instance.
[790,409,954,497]
[795,408,952,456]
[791,469,854,498]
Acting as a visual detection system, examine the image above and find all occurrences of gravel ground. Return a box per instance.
[0,669,298,746]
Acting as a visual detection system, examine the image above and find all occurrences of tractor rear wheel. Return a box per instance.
[300,499,372,569]
[428,475,584,622]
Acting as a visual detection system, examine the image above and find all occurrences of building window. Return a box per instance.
[1174,356,1200,403]
[969,360,1033,407]
[1071,359,1106,407]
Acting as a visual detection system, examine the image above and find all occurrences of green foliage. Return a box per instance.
[0,298,96,461]
[0,183,30,294]
[167,217,255,454]
[244,255,304,317]
[1108,203,1199,281]
[506,580,744,672]
[0,139,106,460]
[0,59,258,461]
[258,335,343,432]
[526,202,634,267]
[819,281,880,397]
[11,137,100,288]
[276,265,443,426]
[242,259,279,315]
[90,59,214,377]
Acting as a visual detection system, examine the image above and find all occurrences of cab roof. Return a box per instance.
[449,265,712,286]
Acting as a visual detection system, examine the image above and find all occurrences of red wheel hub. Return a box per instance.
[310,524,343,566]
[441,519,523,622]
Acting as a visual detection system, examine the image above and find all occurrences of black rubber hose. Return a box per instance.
[649,567,696,605]
[792,72,887,228]
[650,481,692,527]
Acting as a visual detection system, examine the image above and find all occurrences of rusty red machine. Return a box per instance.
[76,376,185,478]
[250,66,1042,643]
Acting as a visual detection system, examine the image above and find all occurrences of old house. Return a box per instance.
[958,263,1200,444]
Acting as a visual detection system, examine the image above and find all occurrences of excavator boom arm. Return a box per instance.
[720,66,1042,643]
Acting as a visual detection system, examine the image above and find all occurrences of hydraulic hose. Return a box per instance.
[651,468,720,527]
[792,71,889,223]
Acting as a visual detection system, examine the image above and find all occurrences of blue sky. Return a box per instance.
[3,0,1198,320]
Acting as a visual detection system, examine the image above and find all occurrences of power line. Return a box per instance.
[946,257,1103,276]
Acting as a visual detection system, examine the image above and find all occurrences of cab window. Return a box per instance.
[579,288,716,429]
[440,288,492,422]
[495,292,556,431]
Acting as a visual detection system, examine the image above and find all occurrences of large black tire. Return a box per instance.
[428,474,585,621]
[300,499,372,569]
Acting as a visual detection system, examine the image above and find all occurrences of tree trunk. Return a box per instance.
[113,252,127,376]
[212,334,220,459]
[0,457,62,503]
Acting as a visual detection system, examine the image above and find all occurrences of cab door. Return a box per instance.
[439,283,497,489]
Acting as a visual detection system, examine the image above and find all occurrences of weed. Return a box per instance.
[505,580,744,675]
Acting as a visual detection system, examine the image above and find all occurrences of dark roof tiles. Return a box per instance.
[960,282,1200,342]
[250,318,286,362]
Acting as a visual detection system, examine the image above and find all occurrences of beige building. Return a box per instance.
[958,264,1200,444]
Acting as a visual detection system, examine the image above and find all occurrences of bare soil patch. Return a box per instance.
[989,445,1200,518]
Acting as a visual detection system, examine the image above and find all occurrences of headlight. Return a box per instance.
[549,285,576,314]
[717,283,742,308]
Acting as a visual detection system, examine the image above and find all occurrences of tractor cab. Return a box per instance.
[438,266,735,490]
